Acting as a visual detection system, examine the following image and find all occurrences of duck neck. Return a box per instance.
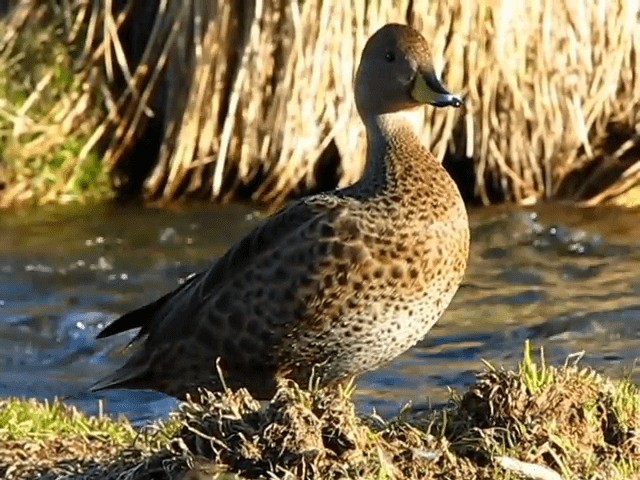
[354,110,435,198]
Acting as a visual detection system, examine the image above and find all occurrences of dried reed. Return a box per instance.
[1,0,639,207]
[0,0,127,206]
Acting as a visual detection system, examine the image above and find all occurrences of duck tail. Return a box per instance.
[89,362,150,392]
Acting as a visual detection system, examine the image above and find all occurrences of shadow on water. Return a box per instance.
[0,203,639,424]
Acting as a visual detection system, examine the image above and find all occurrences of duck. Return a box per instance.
[91,23,469,400]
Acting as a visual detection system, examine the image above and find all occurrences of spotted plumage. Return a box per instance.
[92,23,469,400]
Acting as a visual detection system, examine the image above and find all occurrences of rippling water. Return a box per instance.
[0,203,638,424]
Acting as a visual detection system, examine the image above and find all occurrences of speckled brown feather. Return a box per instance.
[92,23,469,400]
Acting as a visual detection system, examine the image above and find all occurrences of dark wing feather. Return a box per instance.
[95,197,339,342]
[95,272,201,339]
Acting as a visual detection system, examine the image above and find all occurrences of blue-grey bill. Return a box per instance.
[412,69,463,108]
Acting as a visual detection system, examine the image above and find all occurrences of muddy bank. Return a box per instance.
[2,345,639,480]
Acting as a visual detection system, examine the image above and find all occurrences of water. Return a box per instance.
[0,203,639,424]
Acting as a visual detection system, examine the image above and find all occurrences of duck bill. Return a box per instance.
[411,69,463,108]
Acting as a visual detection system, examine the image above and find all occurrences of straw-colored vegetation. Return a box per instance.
[2,344,639,479]
[0,397,178,480]
[0,1,112,207]
[0,0,638,208]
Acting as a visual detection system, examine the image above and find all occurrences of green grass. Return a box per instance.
[0,398,136,442]
[0,397,180,480]
[519,339,555,393]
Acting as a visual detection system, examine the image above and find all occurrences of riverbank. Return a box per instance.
[2,344,638,480]
[1,1,639,210]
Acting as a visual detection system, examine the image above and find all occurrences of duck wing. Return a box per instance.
[95,195,344,344]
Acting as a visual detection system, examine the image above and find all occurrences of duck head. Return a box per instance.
[355,23,463,120]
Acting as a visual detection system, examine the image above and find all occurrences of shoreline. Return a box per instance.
[2,343,638,480]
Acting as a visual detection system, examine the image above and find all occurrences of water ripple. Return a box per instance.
[0,203,639,422]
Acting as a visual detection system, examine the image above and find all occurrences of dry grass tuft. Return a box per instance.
[2,347,639,479]
[456,1,640,207]
[151,350,640,479]
[173,382,393,479]
[443,343,640,478]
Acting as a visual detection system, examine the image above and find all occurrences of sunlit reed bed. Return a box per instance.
[0,0,638,208]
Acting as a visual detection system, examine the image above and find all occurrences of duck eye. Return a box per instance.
[384,51,395,62]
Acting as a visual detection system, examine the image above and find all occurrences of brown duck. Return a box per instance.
[92,23,469,400]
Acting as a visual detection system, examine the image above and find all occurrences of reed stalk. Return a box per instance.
[0,0,638,207]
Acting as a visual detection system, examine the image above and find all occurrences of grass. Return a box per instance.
[0,398,135,442]
[519,339,557,393]
[0,398,178,480]
[1,345,639,479]
[0,1,112,207]
[447,348,640,478]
